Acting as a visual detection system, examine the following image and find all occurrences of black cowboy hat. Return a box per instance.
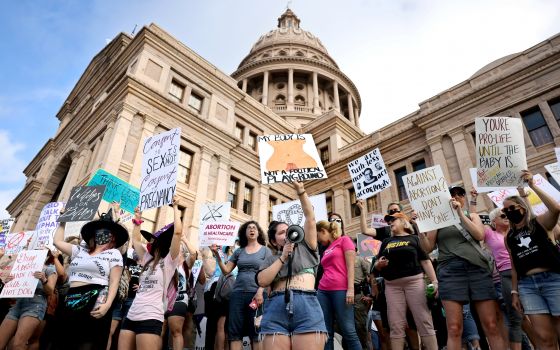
[80,209,129,248]
[141,223,175,257]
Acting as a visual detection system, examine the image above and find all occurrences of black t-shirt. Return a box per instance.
[376,235,428,281]
[126,258,142,299]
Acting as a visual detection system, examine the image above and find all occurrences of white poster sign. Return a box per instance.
[0,218,15,248]
[31,202,63,250]
[469,168,514,193]
[0,250,48,298]
[370,214,389,229]
[257,134,326,184]
[555,148,560,164]
[200,221,240,247]
[4,231,34,256]
[64,221,88,239]
[403,165,459,232]
[199,202,231,227]
[139,128,181,211]
[347,148,391,199]
[487,188,518,208]
[475,117,527,188]
[272,193,328,227]
[544,163,560,185]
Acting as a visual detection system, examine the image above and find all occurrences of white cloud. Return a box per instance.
[0,189,19,218]
[0,130,26,183]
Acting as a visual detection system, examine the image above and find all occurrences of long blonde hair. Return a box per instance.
[316,220,342,240]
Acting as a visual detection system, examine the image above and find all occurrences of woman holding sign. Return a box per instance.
[418,185,506,350]
[504,170,560,350]
[256,181,327,350]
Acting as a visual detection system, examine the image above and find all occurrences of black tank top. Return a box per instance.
[506,218,560,278]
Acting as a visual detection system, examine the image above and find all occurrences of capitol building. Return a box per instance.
[7,9,560,238]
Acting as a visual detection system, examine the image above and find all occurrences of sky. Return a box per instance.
[0,0,559,218]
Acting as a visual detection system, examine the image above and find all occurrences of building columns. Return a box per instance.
[287,68,294,111]
[312,71,320,114]
[449,128,475,188]
[101,107,135,176]
[333,81,340,112]
[188,147,214,245]
[348,95,355,124]
[258,185,269,228]
[332,185,346,220]
[262,71,269,106]
[214,155,231,201]
[129,114,158,186]
[427,137,451,181]
[242,78,247,92]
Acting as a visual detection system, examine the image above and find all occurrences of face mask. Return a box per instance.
[505,209,524,225]
[95,229,112,245]
[146,242,153,254]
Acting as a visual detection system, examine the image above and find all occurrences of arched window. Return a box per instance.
[278,50,287,56]
[275,95,286,104]
[295,95,305,105]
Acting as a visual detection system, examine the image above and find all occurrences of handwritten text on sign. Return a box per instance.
[140,128,180,211]
[257,134,326,184]
[199,221,240,246]
[0,218,15,248]
[32,202,63,250]
[88,169,140,214]
[347,148,391,199]
[5,231,34,255]
[58,186,106,223]
[403,165,459,232]
[0,250,48,298]
[475,117,527,187]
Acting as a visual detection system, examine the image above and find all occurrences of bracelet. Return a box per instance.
[297,191,306,196]
[279,257,286,264]
[132,218,144,226]
[511,290,519,295]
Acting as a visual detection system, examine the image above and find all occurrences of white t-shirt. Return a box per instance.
[126,252,181,322]
[68,246,123,285]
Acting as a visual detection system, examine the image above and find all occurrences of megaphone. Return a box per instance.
[286,225,305,244]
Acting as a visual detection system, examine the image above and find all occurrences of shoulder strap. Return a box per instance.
[453,223,491,262]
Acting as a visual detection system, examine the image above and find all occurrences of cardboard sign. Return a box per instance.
[544,163,560,185]
[139,128,180,211]
[0,250,48,298]
[357,234,382,257]
[58,185,106,222]
[199,221,240,246]
[403,165,459,232]
[88,169,140,214]
[475,117,527,188]
[0,218,15,248]
[199,202,231,227]
[257,134,326,184]
[31,202,63,250]
[469,168,513,193]
[347,148,391,199]
[4,231,34,255]
[370,214,389,229]
[272,193,328,227]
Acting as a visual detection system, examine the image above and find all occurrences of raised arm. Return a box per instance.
[181,235,197,267]
[211,245,236,275]
[53,209,73,256]
[292,181,317,250]
[131,207,146,261]
[357,199,377,237]
[469,188,479,213]
[524,170,560,231]
[169,195,183,261]
[451,198,484,240]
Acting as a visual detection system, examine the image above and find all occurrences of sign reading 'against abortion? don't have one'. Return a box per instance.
[140,128,180,211]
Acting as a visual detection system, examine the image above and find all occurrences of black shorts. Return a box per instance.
[437,257,496,303]
[165,301,187,318]
[121,318,163,335]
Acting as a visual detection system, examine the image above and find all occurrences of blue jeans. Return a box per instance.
[318,290,362,350]
[461,304,480,343]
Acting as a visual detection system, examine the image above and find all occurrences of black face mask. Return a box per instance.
[505,209,524,225]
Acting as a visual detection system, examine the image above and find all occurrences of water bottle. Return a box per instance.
[426,283,436,299]
[93,286,109,310]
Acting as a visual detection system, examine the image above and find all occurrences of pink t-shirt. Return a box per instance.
[126,252,181,322]
[483,226,512,272]
[319,236,355,291]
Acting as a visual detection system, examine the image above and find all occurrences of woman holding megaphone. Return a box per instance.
[257,181,327,350]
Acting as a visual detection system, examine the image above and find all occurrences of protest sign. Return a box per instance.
[4,231,34,255]
[469,168,513,193]
[199,202,231,226]
[58,185,106,222]
[0,250,48,298]
[88,169,140,214]
[31,202,63,250]
[140,128,180,211]
[272,193,328,227]
[199,221,239,246]
[370,214,389,229]
[556,148,560,164]
[64,221,88,239]
[479,215,491,226]
[347,148,391,199]
[257,134,326,184]
[487,188,518,208]
[357,234,382,257]
[191,260,203,283]
[544,163,560,185]
[475,117,527,188]
[0,218,15,248]
[403,165,459,232]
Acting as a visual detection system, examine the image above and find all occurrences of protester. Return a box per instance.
[352,243,372,350]
[317,218,362,350]
[374,211,438,350]
[505,170,560,350]
[257,180,327,350]
[0,248,57,350]
[214,243,237,350]
[118,197,183,350]
[418,185,506,350]
[53,208,127,350]
[211,220,272,350]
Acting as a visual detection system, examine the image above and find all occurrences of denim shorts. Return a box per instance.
[112,298,134,321]
[6,294,47,321]
[260,290,327,336]
[518,271,560,315]
[437,258,496,303]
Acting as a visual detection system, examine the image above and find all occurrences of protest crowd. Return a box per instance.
[1,119,560,350]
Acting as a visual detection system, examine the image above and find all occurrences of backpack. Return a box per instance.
[214,273,235,302]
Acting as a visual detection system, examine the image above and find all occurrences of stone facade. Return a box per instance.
[7,9,560,239]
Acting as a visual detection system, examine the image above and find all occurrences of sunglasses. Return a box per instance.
[503,205,521,213]
[499,214,507,219]
[450,192,465,198]
[329,218,342,223]
[388,209,401,215]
